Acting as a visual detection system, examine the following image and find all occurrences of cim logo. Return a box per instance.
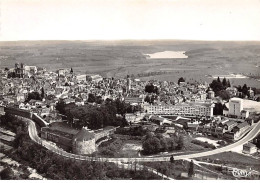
[228,168,252,178]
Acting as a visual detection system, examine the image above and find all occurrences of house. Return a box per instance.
[233,122,250,140]
[243,142,258,154]
[76,74,87,81]
[223,121,237,132]
[149,116,170,125]
[241,110,249,119]
[226,87,238,97]
[125,113,136,123]
[17,93,25,102]
[187,122,200,132]
[124,97,143,105]
[86,74,103,83]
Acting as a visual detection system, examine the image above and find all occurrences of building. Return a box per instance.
[72,127,96,155]
[243,142,257,154]
[124,97,143,105]
[127,77,131,93]
[248,88,254,99]
[86,74,103,83]
[76,74,87,81]
[143,102,215,117]
[207,89,215,99]
[229,98,243,117]
[24,66,37,76]
[125,113,136,123]
[224,98,250,119]
[14,63,25,78]
[223,120,238,132]
[233,122,250,139]
[40,122,116,155]
[226,87,238,97]
[40,122,79,152]
[57,68,69,77]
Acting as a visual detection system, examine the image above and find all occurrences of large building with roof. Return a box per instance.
[72,127,96,155]
[40,122,117,155]
[143,102,215,117]
[222,98,259,119]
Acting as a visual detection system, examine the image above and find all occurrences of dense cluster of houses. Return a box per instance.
[197,117,254,141]
[1,63,217,123]
[1,63,259,155]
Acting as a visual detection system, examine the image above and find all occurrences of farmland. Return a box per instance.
[1,40,260,87]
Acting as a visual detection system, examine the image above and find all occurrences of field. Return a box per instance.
[196,151,260,171]
[0,40,260,87]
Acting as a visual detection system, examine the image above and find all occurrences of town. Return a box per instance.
[0,63,260,180]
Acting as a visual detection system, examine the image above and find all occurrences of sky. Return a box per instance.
[0,0,260,41]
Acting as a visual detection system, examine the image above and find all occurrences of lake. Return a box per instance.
[144,51,188,59]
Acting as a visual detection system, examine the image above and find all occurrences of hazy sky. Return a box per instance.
[1,0,260,41]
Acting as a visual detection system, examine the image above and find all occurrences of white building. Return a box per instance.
[76,74,87,81]
[57,68,69,77]
[86,74,103,83]
[224,98,249,119]
[208,89,215,99]
[24,66,37,75]
[143,102,214,117]
[229,98,243,117]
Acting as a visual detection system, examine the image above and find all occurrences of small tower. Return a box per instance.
[20,63,24,78]
[15,63,19,77]
[207,88,215,99]
[126,75,131,93]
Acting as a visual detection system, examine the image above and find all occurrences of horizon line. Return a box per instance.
[1,39,260,42]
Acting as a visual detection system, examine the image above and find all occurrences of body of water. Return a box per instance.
[144,51,188,59]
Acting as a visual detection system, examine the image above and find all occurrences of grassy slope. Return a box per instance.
[197,151,260,171]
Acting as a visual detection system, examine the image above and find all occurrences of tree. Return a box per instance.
[210,80,224,93]
[0,167,15,179]
[144,95,152,104]
[145,84,158,94]
[96,96,103,104]
[222,77,227,88]
[142,136,161,154]
[188,160,194,177]
[216,90,230,100]
[242,84,248,96]
[176,135,184,150]
[70,68,73,74]
[217,76,221,83]
[213,103,224,115]
[237,85,242,92]
[178,77,185,85]
[88,93,96,103]
[56,100,66,115]
[41,87,45,99]
[25,91,42,102]
[227,79,231,87]
[170,155,175,164]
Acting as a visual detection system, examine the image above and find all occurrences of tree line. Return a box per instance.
[209,77,231,100]
[142,132,184,155]
[56,98,129,130]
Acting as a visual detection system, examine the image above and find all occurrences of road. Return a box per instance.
[27,118,173,179]
[27,117,260,163]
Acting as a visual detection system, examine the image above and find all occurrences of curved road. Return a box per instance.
[26,117,260,162]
